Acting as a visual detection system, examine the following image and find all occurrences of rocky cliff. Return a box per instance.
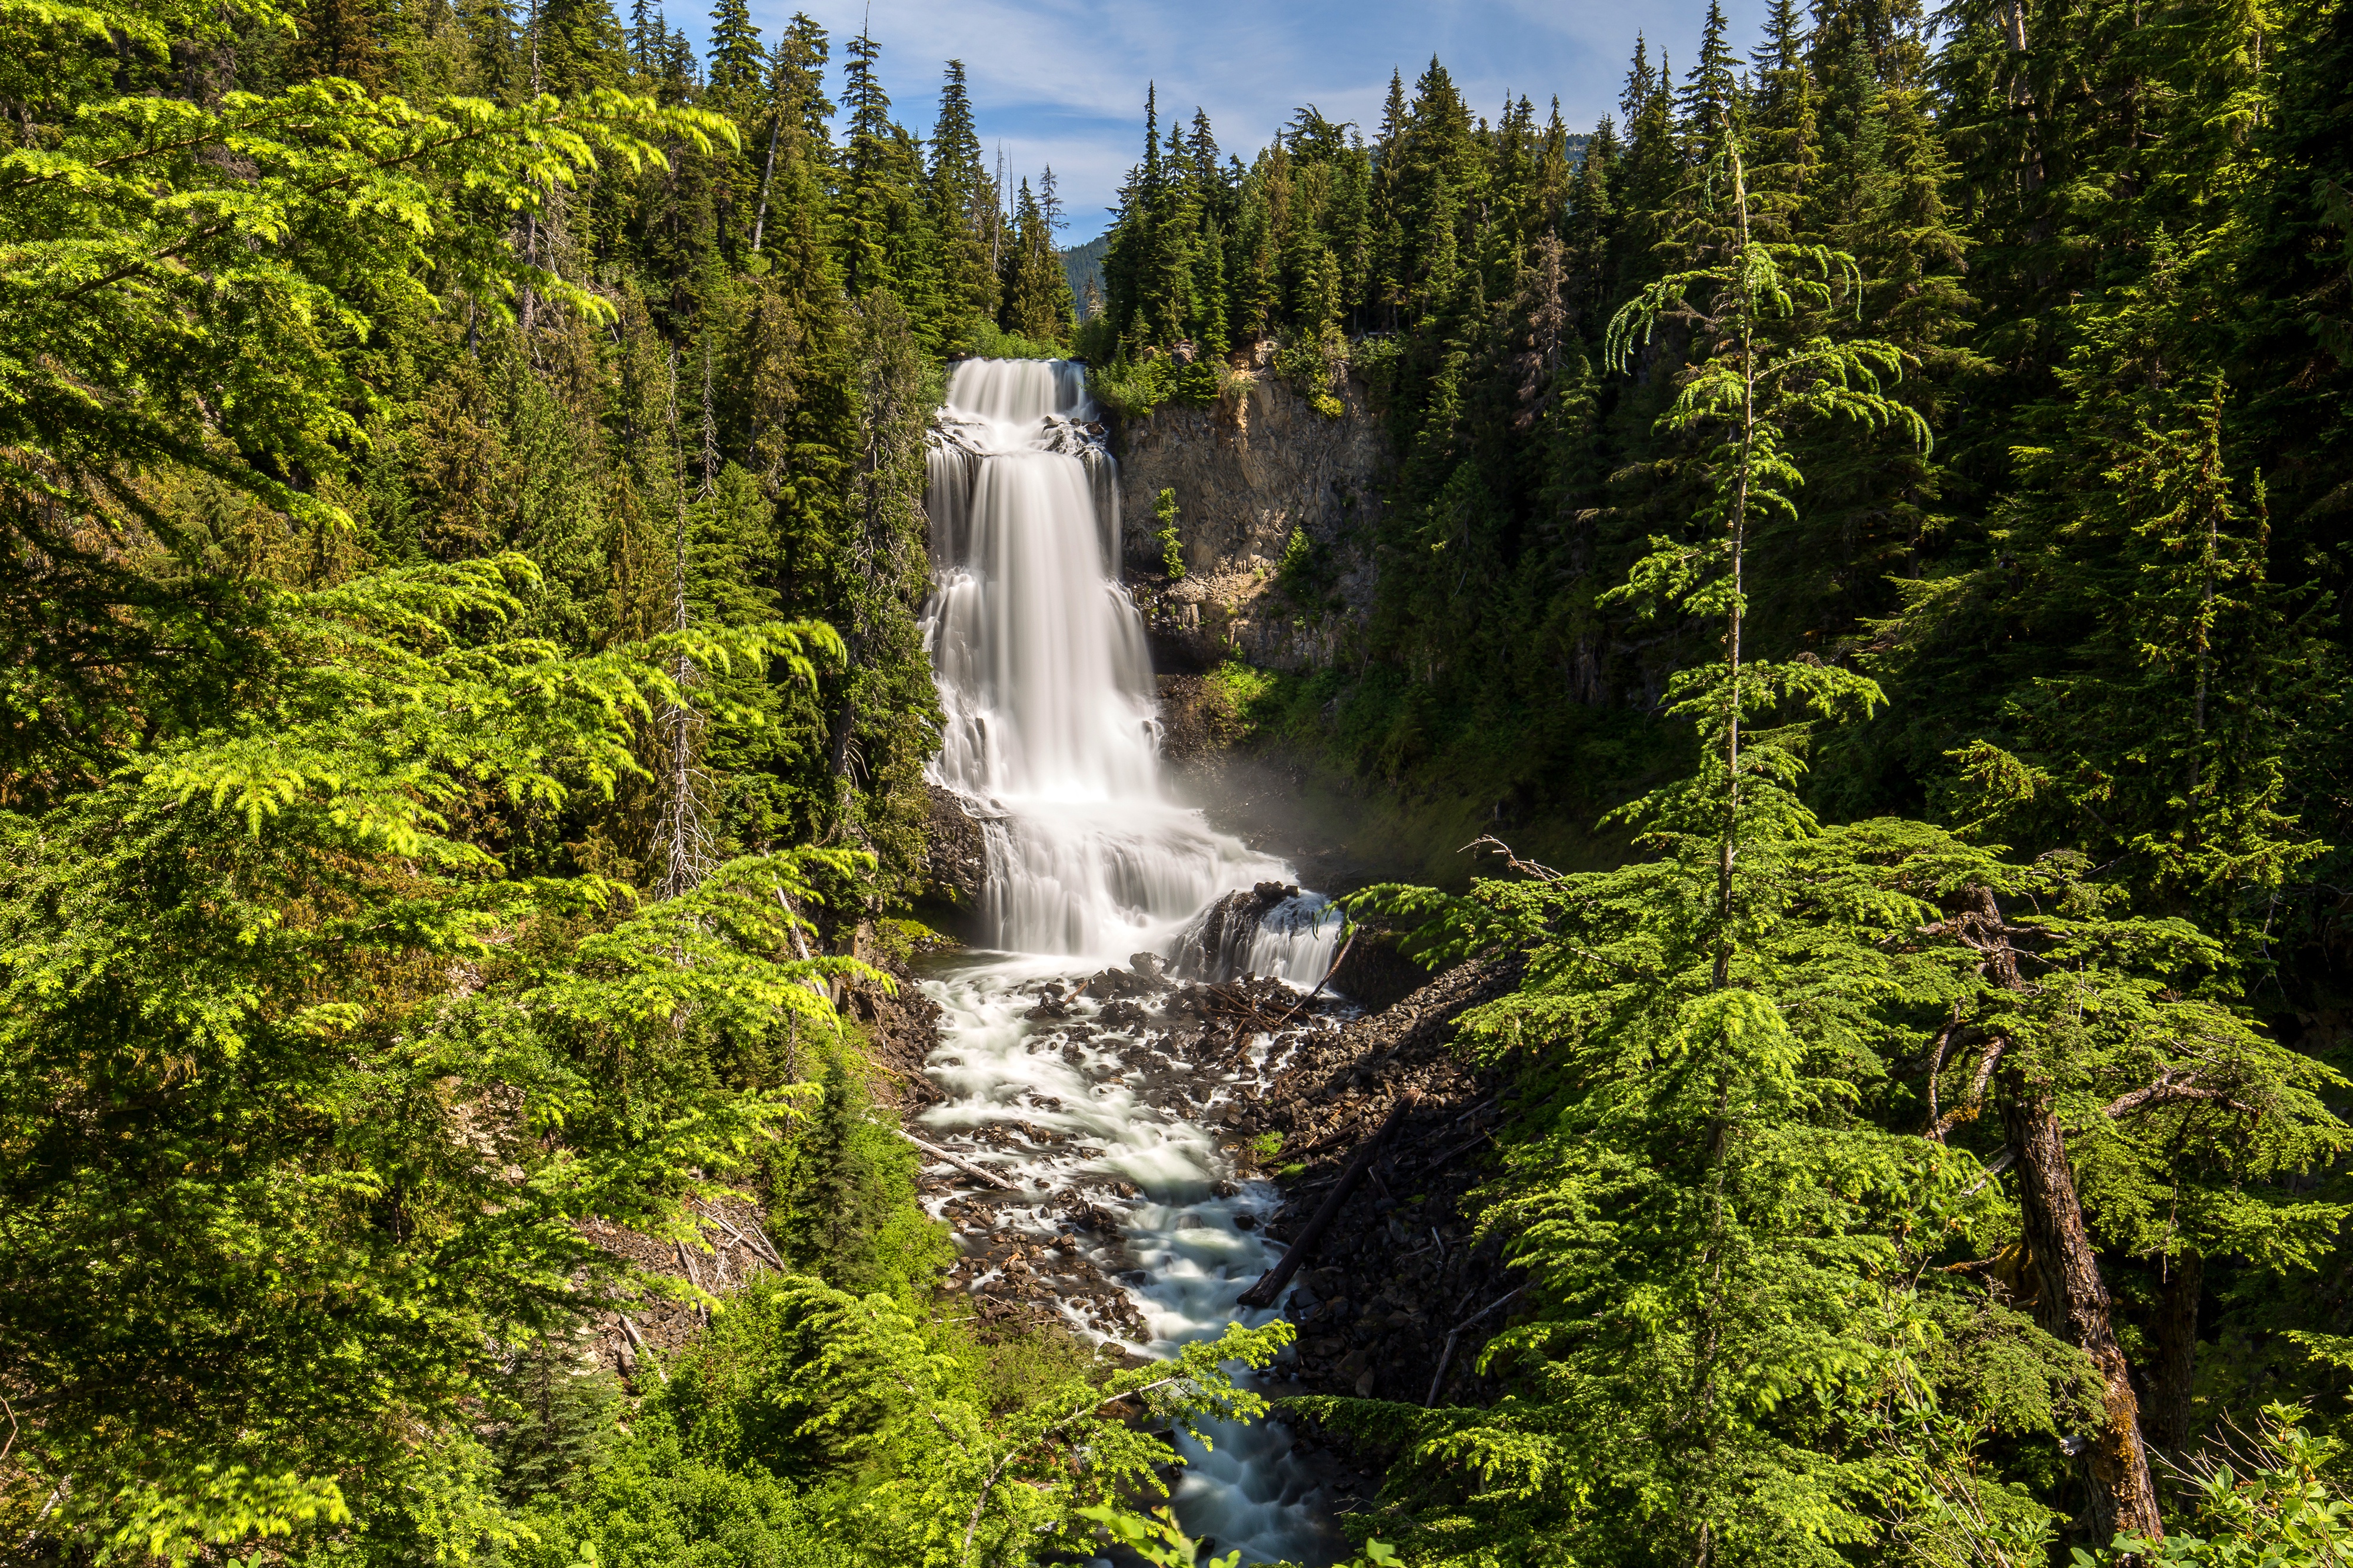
[1114,363,1388,674]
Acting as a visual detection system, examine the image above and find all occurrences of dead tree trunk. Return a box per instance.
[2149,1247,2204,1461]
[2004,1092,2165,1545]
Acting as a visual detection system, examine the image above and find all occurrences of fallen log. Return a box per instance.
[1237,1091,1418,1309]
[898,1127,1021,1191]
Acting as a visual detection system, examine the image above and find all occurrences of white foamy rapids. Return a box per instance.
[1170,892,1348,988]
[917,960,1342,1566]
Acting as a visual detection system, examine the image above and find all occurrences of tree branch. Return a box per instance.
[2100,1075,2257,1122]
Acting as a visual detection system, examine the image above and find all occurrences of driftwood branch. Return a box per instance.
[616,1313,665,1384]
[1271,927,1358,1028]
[702,1207,786,1269]
[898,1127,1021,1191]
[1237,1092,1418,1309]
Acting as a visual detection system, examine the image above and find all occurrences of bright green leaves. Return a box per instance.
[101,1463,354,1568]
[2,78,737,515]
[2093,1406,2353,1567]
[0,69,740,787]
[131,553,839,858]
[1074,1506,1242,1568]
[1339,812,2047,1563]
[516,1286,1294,1568]
[0,556,854,1565]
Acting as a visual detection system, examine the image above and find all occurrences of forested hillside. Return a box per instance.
[4,0,2353,1562]
[1078,2,2353,1562]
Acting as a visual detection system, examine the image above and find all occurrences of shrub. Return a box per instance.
[1153,489,1185,579]
[958,318,1066,361]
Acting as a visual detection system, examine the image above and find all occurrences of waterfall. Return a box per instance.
[922,358,1340,982]
[915,359,1351,1564]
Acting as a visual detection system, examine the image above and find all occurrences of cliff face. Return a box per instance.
[1113,366,1388,673]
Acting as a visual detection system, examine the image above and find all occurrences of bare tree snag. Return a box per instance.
[2004,1092,2165,1545]
[2149,1247,2204,1461]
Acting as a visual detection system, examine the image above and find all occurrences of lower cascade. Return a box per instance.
[918,358,1345,1562]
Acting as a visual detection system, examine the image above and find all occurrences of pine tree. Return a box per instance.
[535,0,625,96]
[288,0,391,86]
[928,59,1000,342]
[702,0,759,96]
[832,27,945,347]
[827,289,942,884]
[1677,1,1742,164]
[999,175,1078,345]
[1889,245,2321,931]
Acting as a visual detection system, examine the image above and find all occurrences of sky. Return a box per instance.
[689,1,1776,243]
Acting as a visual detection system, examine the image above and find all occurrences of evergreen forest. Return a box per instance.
[4,0,2353,1563]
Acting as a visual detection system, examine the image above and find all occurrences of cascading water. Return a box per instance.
[924,360,1336,974]
[916,359,1346,1563]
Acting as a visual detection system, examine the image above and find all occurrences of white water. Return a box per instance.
[916,359,1345,1562]
[922,359,1341,983]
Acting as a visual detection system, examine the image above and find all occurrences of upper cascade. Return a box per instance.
[919,358,1340,978]
[943,357,1091,423]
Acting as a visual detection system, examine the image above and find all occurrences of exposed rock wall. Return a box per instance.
[1114,367,1388,673]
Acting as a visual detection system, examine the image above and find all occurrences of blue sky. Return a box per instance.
[696,1,1775,242]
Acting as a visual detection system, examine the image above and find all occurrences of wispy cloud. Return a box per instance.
[679,0,1769,238]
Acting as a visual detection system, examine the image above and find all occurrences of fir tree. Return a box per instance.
[928,59,1000,340]
[702,0,759,96]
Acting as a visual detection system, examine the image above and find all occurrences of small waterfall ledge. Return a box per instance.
[911,358,1347,1564]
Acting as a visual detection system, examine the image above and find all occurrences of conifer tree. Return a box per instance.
[833,27,945,348]
[702,0,758,96]
[288,0,391,86]
[929,59,1001,341]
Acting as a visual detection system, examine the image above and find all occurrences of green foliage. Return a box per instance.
[2096,1407,2353,1567]
[517,1279,1294,1568]
[0,555,870,1562]
[960,318,1066,362]
[486,1348,627,1509]
[1088,355,1227,421]
[1309,99,2349,1568]
[1073,1505,1239,1568]
[1274,334,1349,417]
[1154,486,1187,578]
[1336,809,2101,1564]
[12,0,2353,1560]
[770,1052,954,1301]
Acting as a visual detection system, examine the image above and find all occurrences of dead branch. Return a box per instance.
[1425,1284,1529,1406]
[1459,833,1563,882]
[898,1127,1021,1191]
[2101,1075,2258,1122]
